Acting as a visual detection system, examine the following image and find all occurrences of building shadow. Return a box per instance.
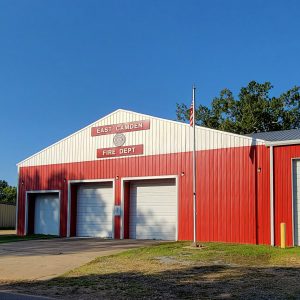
[1,263,300,299]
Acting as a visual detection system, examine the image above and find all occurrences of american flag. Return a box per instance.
[190,101,194,127]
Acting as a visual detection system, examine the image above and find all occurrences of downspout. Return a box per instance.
[270,146,274,246]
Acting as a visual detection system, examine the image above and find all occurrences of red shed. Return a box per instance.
[16,109,299,246]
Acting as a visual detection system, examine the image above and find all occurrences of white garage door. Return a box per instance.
[34,193,60,235]
[129,179,177,240]
[77,182,114,238]
[293,160,300,245]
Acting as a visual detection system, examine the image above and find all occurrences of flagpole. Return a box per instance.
[192,85,197,246]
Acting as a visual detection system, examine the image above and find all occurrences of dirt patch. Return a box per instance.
[155,256,191,265]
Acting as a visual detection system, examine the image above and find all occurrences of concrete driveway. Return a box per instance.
[0,238,160,281]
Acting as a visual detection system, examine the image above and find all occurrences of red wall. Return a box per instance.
[17,145,270,245]
[123,182,131,239]
[273,145,300,246]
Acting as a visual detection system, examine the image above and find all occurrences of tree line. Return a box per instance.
[176,81,300,134]
[0,180,16,205]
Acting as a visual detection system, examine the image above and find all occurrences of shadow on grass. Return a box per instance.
[1,264,300,299]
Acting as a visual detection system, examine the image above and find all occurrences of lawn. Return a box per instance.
[0,234,56,244]
[1,242,300,299]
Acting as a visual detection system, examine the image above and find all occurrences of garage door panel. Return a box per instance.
[77,214,112,221]
[77,196,111,201]
[136,227,176,234]
[77,195,111,201]
[77,220,112,226]
[77,207,112,213]
[77,206,113,214]
[77,228,111,237]
[77,183,112,191]
[129,179,177,240]
[135,227,176,240]
[77,210,113,215]
[131,207,177,213]
[77,182,113,238]
[130,225,176,231]
[130,201,176,206]
[131,193,175,198]
[77,220,111,226]
[130,192,175,197]
[34,193,59,236]
[131,215,177,223]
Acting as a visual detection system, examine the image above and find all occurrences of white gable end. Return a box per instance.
[18,109,264,167]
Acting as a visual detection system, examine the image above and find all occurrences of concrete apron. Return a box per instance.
[0,238,161,281]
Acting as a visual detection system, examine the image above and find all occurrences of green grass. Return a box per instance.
[64,241,300,281]
[2,241,300,299]
[110,241,300,266]
[0,234,57,244]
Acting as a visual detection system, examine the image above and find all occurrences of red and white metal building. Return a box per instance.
[16,109,300,246]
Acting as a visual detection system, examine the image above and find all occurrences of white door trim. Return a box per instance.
[120,175,178,241]
[67,179,115,238]
[25,190,61,236]
[291,158,300,246]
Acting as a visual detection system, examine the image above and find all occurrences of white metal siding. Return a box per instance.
[77,182,114,238]
[293,160,300,245]
[18,109,263,167]
[129,179,177,240]
[34,194,59,235]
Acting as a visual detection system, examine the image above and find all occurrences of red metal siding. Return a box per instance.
[257,146,271,244]
[273,145,300,246]
[196,145,270,244]
[17,145,270,245]
[70,184,78,237]
[27,194,35,235]
[123,182,131,239]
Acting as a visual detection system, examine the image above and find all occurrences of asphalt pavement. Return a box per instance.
[0,291,52,300]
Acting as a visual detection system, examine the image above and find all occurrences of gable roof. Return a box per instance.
[17,109,265,167]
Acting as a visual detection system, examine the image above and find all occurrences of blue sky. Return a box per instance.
[0,0,299,185]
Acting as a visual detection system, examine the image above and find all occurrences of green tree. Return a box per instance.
[176,81,300,134]
[0,180,17,205]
